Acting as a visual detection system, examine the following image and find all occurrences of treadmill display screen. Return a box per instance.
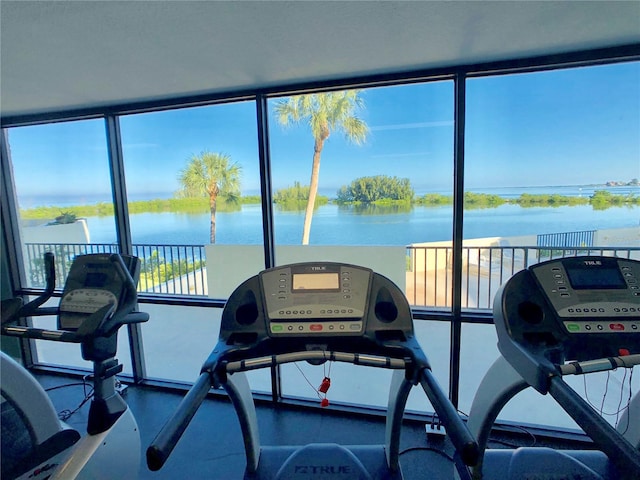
[292,272,340,292]
[565,265,626,290]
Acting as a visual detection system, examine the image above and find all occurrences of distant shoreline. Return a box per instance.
[19,183,640,208]
[18,187,640,220]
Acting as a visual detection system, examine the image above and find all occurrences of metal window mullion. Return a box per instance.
[256,94,276,270]
[105,115,147,383]
[449,72,467,408]
[1,129,37,367]
[256,94,281,402]
[105,116,132,254]
[0,130,25,293]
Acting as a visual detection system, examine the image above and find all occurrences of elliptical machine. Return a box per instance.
[466,256,640,480]
[1,252,149,480]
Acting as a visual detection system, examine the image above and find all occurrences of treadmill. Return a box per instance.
[467,256,640,480]
[147,261,479,479]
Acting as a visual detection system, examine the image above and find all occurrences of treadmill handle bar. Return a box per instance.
[548,375,640,477]
[420,368,479,467]
[559,354,640,376]
[146,372,212,471]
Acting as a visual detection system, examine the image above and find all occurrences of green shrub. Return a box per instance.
[336,175,414,204]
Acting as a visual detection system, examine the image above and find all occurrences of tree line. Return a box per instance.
[21,181,638,222]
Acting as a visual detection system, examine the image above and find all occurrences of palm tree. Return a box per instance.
[177,151,242,244]
[275,90,368,244]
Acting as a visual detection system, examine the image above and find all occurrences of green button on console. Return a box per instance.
[272,325,283,332]
[566,323,580,332]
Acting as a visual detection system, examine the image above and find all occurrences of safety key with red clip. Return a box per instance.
[319,377,331,407]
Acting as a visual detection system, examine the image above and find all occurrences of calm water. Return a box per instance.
[81,201,640,246]
[22,185,640,246]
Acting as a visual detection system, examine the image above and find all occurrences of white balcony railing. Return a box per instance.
[24,242,639,310]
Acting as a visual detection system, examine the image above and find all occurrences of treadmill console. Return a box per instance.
[261,263,371,336]
[530,256,639,335]
[219,262,413,350]
[494,256,640,370]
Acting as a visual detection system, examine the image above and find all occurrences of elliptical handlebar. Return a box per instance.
[1,252,56,326]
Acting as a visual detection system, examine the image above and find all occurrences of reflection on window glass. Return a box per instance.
[7,120,116,289]
[464,62,640,310]
[268,82,455,310]
[119,103,263,298]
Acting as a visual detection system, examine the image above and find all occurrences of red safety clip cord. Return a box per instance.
[319,377,331,393]
[296,361,333,408]
[319,376,331,407]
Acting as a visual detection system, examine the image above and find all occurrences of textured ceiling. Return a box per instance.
[1,1,639,119]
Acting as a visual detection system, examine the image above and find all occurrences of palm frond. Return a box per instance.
[275,89,369,145]
[178,151,242,198]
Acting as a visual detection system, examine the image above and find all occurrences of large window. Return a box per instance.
[268,82,455,304]
[2,54,638,429]
[120,102,263,298]
[462,62,639,311]
[460,62,640,428]
[7,119,117,288]
[119,102,264,381]
[5,120,122,366]
[268,82,455,406]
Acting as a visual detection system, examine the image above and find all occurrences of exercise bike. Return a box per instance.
[147,261,479,479]
[1,252,149,480]
[466,256,640,480]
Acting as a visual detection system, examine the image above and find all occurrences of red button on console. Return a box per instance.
[610,323,625,331]
[310,324,323,331]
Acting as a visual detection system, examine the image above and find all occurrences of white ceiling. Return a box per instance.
[1,1,639,119]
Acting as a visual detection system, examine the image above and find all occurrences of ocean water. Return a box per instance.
[22,183,639,267]
[79,200,639,246]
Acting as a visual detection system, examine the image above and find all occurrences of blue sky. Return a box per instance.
[8,61,639,203]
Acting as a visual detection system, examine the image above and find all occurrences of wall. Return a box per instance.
[205,245,406,299]
[20,218,90,244]
[594,226,640,248]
